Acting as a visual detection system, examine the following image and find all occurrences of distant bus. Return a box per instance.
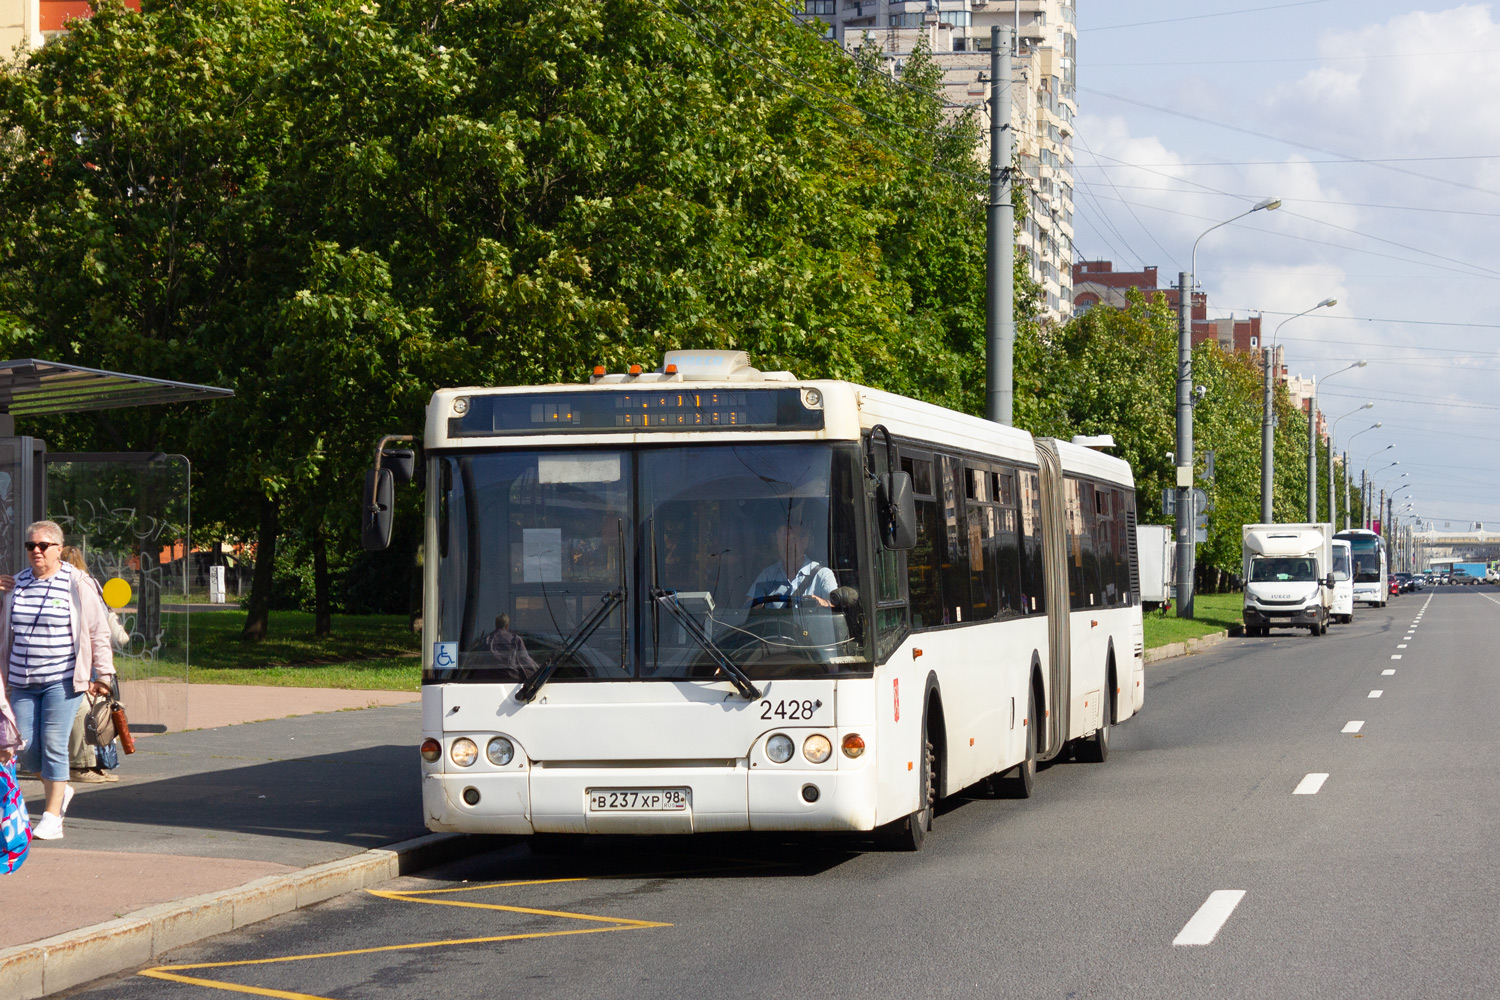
[1334,529,1387,607]
[364,350,1146,850]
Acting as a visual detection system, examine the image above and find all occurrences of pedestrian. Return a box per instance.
[1,521,116,840]
[58,546,121,784]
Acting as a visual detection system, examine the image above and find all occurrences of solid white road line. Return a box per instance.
[1343,721,1365,733]
[1382,669,1395,676]
[1173,890,1248,946]
[1294,773,1330,795]
[1369,690,1383,698]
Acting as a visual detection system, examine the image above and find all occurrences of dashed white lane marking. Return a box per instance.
[1294,773,1330,795]
[1343,721,1365,733]
[1174,891,1248,946]
[1398,644,1408,649]
[1369,690,1384,698]
[1382,669,1395,676]
[1391,654,1402,660]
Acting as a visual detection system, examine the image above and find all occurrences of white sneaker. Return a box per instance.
[61,785,74,815]
[32,811,63,840]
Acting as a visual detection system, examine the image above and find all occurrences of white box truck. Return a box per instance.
[1135,523,1175,608]
[1242,523,1336,637]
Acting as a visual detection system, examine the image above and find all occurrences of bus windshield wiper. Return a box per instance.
[651,588,761,700]
[517,519,628,704]
[514,588,622,703]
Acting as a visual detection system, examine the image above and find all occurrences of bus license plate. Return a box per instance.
[588,788,689,812]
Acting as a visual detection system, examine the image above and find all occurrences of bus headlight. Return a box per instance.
[420,738,442,763]
[841,733,866,759]
[803,734,832,764]
[487,737,515,766]
[450,738,478,767]
[766,734,795,763]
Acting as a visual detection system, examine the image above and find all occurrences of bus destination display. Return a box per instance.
[449,388,824,437]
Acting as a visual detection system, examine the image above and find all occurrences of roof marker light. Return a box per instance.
[593,366,606,377]
[628,364,642,376]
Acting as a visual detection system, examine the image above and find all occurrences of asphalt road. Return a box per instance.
[69,587,1500,1000]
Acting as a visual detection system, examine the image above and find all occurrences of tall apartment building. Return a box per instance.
[802,1,1078,322]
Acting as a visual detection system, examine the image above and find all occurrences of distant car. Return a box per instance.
[1388,577,1401,597]
[1393,572,1413,592]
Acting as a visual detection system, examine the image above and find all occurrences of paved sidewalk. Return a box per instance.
[0,684,490,999]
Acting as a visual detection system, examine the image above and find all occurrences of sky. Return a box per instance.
[1072,0,1500,531]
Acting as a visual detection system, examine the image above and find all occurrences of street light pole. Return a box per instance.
[1329,403,1373,525]
[1261,297,1335,523]
[985,25,1014,426]
[1346,425,1383,531]
[1309,361,1365,521]
[1179,196,1280,618]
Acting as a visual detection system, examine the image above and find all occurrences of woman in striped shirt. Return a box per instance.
[0,521,115,840]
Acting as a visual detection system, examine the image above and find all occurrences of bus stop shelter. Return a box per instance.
[0,359,233,733]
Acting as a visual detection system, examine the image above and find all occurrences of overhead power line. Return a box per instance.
[1080,88,1500,200]
[1081,0,1332,32]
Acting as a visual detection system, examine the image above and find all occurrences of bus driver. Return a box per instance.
[745,504,837,608]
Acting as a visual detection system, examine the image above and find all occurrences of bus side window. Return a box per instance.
[902,453,944,630]
[996,470,1023,617]
[938,456,973,625]
[1115,489,1135,605]
[1020,470,1046,614]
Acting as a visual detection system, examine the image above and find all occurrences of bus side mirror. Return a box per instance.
[877,472,918,550]
[1325,573,1336,589]
[362,467,395,551]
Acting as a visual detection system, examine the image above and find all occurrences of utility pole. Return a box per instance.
[1175,271,1195,618]
[1307,394,1318,522]
[1260,345,1274,522]
[985,25,1014,426]
[1342,450,1350,531]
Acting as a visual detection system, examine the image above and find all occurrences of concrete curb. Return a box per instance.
[1144,629,1229,664]
[0,833,504,1000]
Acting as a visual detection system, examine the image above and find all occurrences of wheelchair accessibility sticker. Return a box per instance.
[433,642,458,671]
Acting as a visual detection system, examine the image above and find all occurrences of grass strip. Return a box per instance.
[1141,591,1243,650]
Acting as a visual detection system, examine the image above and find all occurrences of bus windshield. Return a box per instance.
[1249,557,1318,583]
[1339,535,1384,582]
[1332,546,1351,581]
[433,443,871,685]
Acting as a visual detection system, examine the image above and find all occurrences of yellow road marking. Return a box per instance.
[137,873,676,999]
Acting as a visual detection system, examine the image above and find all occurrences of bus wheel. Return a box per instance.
[877,726,934,851]
[997,692,1037,798]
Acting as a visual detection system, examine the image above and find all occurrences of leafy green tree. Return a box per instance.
[0,0,993,639]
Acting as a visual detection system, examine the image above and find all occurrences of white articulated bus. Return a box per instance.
[364,351,1145,850]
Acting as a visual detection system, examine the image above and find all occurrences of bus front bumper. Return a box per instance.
[422,763,878,835]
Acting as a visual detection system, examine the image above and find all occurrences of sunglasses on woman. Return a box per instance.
[23,541,57,552]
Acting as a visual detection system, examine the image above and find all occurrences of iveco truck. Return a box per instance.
[1242,523,1336,636]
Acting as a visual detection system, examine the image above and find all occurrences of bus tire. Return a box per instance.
[997,691,1038,797]
[877,724,934,851]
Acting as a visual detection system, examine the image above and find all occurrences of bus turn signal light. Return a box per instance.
[841,734,865,758]
[421,738,441,763]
